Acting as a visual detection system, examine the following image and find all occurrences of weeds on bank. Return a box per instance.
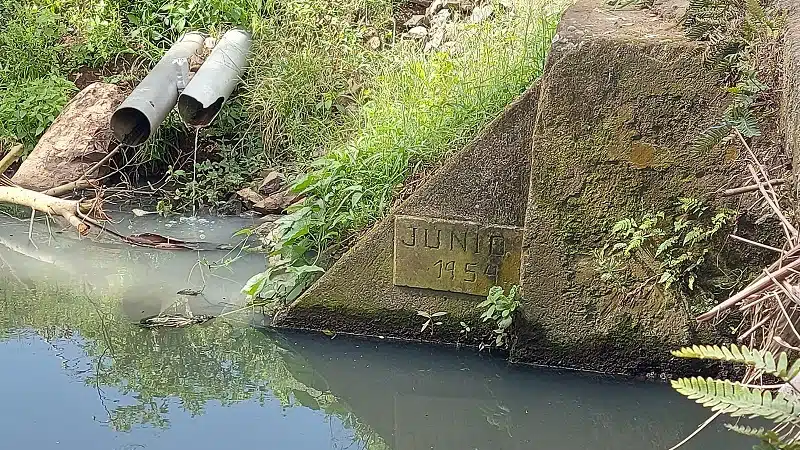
[0,76,76,151]
[242,0,394,163]
[245,4,562,302]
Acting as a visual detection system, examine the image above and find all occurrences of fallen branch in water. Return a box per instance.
[0,185,94,235]
[138,314,215,329]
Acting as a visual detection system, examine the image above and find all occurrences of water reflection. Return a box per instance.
[0,214,754,450]
[0,280,387,449]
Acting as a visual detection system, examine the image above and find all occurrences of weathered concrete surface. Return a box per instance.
[274,85,539,343]
[12,82,124,191]
[781,0,800,213]
[277,0,782,376]
[514,0,749,374]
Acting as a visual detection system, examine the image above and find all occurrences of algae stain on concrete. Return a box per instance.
[629,141,655,168]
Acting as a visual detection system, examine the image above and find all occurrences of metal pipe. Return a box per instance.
[110,33,205,147]
[177,29,252,128]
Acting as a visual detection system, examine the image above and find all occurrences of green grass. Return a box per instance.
[0,1,76,150]
[241,0,393,163]
[245,2,564,301]
[0,0,564,302]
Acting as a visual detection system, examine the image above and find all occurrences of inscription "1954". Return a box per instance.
[393,215,522,296]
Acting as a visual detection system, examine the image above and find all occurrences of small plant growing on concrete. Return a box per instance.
[459,321,471,339]
[597,197,736,292]
[477,285,520,350]
[417,310,447,335]
[683,0,782,153]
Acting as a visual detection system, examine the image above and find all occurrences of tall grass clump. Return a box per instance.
[243,2,564,303]
[242,0,394,163]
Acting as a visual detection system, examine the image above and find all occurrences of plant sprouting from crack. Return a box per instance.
[598,197,736,292]
[417,311,447,335]
[477,285,520,350]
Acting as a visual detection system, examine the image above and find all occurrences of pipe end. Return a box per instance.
[177,95,225,128]
[110,107,151,147]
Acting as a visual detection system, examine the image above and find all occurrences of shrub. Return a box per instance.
[0,76,77,150]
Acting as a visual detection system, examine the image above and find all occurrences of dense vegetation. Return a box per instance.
[0,0,563,302]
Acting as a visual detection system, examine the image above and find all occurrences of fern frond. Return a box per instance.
[725,425,800,450]
[706,40,744,71]
[656,236,679,257]
[731,108,762,138]
[686,20,715,40]
[725,424,777,439]
[691,123,733,152]
[672,344,800,381]
[672,377,799,423]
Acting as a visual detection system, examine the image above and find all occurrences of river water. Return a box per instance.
[0,212,753,449]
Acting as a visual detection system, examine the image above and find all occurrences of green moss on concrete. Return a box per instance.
[515,0,778,375]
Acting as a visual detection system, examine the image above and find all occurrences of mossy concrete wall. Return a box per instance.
[514,0,749,374]
[273,86,539,344]
[781,1,800,211]
[276,0,779,376]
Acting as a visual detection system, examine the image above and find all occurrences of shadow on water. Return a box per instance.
[0,213,755,449]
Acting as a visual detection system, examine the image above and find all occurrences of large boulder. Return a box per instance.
[12,82,124,191]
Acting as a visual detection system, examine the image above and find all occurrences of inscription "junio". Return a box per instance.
[392,215,522,296]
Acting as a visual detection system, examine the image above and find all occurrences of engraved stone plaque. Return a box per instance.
[393,215,523,296]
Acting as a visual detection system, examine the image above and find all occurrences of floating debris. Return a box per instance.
[138,314,214,329]
[176,288,203,296]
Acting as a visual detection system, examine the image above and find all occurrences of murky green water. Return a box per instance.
[0,212,752,449]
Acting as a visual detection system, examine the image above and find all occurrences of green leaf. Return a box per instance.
[484,305,496,321]
[241,272,267,297]
[723,424,800,450]
[671,377,798,423]
[232,228,254,238]
[691,123,733,153]
[656,236,679,256]
[732,108,762,138]
[612,218,634,234]
[287,265,325,276]
[476,299,492,309]
[672,344,800,381]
